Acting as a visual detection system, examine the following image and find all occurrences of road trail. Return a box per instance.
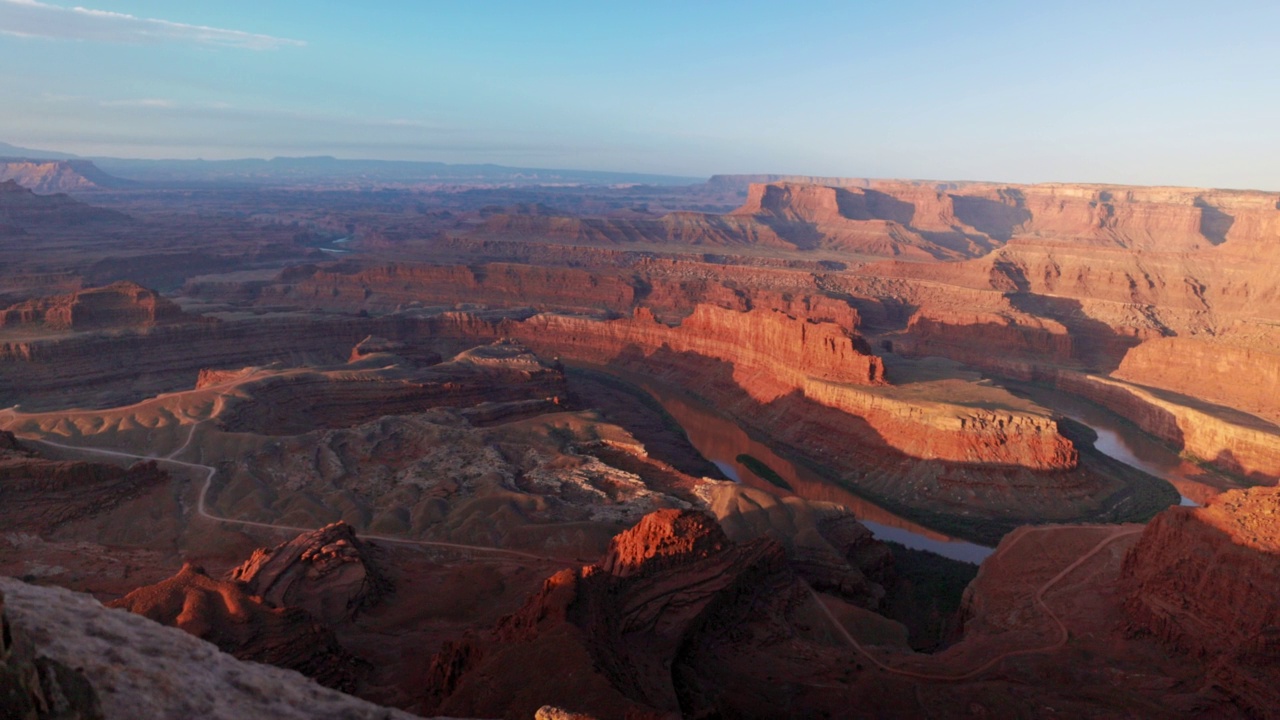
[20,425,572,565]
[11,405,1144,681]
[807,524,1143,682]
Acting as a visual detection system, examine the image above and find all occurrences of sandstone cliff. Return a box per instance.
[493,304,885,392]
[424,509,824,719]
[1114,337,1280,424]
[462,306,1082,470]
[228,522,390,624]
[0,160,131,194]
[969,363,1280,481]
[0,433,167,534]
[0,281,187,332]
[107,564,365,691]
[1122,486,1280,718]
[471,179,1280,265]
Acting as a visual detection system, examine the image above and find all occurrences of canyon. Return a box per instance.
[0,168,1277,718]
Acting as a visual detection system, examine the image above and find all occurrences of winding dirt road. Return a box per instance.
[10,404,1143,682]
[18,423,572,564]
[808,524,1143,682]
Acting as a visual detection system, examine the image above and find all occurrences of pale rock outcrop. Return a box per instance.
[0,577,436,720]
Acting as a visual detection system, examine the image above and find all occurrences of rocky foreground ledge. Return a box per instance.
[0,577,444,720]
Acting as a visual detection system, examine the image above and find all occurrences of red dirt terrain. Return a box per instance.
[0,172,1277,718]
[421,503,1276,719]
[1123,486,1280,718]
[423,509,824,719]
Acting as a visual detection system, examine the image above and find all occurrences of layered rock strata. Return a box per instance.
[0,281,187,331]
[1114,337,1280,424]
[499,304,885,390]
[463,307,1077,470]
[0,432,167,534]
[229,521,391,624]
[424,509,810,719]
[107,564,364,691]
[1122,487,1280,718]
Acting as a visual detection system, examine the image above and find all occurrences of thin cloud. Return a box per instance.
[100,98,174,108]
[0,0,304,50]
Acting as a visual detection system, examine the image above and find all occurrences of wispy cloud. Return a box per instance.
[100,97,174,108]
[0,0,304,50]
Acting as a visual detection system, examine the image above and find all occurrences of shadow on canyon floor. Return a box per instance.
[1005,292,1147,373]
[951,191,1032,242]
[594,344,1177,546]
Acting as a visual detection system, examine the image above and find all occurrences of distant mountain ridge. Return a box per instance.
[91,155,703,187]
[0,141,703,188]
[0,141,78,160]
[0,179,128,227]
[0,159,135,193]
[706,174,989,193]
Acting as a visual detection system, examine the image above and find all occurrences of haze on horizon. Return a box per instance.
[1,0,1277,190]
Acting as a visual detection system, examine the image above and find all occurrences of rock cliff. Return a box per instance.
[228,522,390,625]
[1122,486,1280,718]
[0,434,167,534]
[1114,337,1280,424]
[464,306,1081,470]
[107,564,365,691]
[469,179,1280,265]
[0,281,187,332]
[1,577,429,719]
[0,160,130,193]
[424,509,813,719]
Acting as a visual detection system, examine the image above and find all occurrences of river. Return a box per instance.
[636,378,1209,565]
[640,382,997,564]
[320,236,353,254]
[1002,383,1229,507]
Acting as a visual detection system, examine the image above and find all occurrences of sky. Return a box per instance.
[1,0,1278,188]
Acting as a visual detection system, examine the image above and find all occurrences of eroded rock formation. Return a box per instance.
[107,564,364,691]
[1123,486,1280,717]
[0,433,167,535]
[0,160,130,194]
[0,281,187,332]
[424,509,807,719]
[229,521,390,624]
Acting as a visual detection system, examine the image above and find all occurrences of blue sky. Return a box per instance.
[1,0,1277,188]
